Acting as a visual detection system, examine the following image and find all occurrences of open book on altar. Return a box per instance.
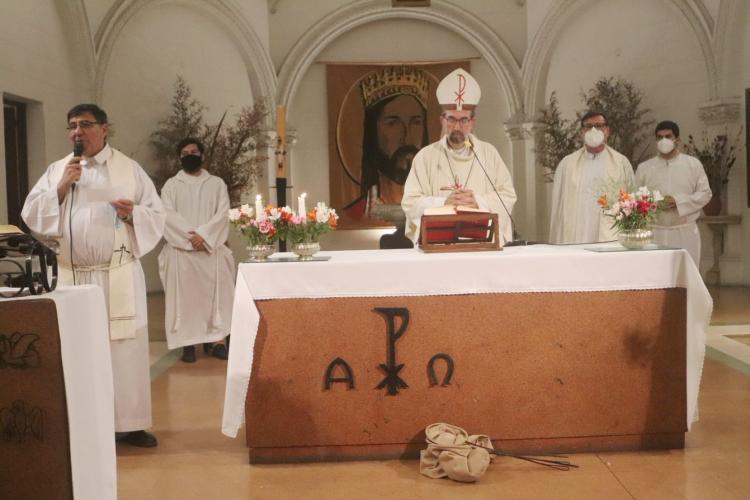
[419,206,500,252]
[423,205,488,216]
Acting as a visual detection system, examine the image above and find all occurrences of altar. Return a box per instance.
[0,286,116,499]
[222,245,712,463]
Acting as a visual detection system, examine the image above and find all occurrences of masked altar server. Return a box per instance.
[635,120,711,264]
[159,138,234,363]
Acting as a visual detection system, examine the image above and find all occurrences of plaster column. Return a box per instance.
[503,115,543,241]
[697,99,743,284]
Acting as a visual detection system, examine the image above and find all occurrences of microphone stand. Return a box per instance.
[466,139,531,246]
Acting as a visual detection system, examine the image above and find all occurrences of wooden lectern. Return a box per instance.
[419,212,500,253]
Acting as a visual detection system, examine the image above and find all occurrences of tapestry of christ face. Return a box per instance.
[364,94,427,205]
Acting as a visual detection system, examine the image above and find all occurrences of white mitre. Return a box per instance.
[436,68,481,111]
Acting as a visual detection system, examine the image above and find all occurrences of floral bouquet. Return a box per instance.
[228,204,280,246]
[278,202,339,245]
[597,186,663,232]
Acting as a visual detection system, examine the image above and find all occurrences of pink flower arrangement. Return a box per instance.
[228,204,279,245]
[597,186,663,232]
[277,202,339,244]
[228,201,338,246]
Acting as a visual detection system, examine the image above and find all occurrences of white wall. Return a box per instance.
[0,1,93,224]
[100,1,258,291]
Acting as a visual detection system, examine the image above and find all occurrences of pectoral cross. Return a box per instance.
[114,244,131,264]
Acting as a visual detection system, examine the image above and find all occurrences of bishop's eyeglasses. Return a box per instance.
[441,115,473,126]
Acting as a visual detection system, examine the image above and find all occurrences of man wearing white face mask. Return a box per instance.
[635,121,711,265]
[549,111,635,243]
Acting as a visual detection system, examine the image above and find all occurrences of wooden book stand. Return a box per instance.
[419,213,501,253]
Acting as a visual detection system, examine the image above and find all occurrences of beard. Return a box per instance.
[448,130,466,147]
[377,144,419,185]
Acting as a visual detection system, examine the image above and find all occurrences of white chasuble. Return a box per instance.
[549,146,635,244]
[402,134,517,243]
[22,144,165,432]
[158,170,235,349]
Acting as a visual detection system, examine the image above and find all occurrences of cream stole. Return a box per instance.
[51,149,137,340]
[561,146,625,243]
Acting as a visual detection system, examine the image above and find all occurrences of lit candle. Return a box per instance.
[255,194,264,220]
[298,192,307,222]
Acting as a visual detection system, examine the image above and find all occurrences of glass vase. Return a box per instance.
[617,228,653,250]
[290,241,320,261]
[246,244,275,262]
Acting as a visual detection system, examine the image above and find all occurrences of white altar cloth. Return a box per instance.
[1,286,116,500]
[222,244,712,438]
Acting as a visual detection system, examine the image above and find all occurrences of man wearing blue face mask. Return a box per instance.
[549,111,635,244]
[635,121,711,264]
[158,138,234,363]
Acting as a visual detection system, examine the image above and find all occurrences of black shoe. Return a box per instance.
[123,430,158,448]
[181,346,196,363]
[211,343,228,360]
[203,342,212,354]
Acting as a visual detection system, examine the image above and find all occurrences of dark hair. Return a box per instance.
[580,110,607,128]
[67,103,108,124]
[655,120,680,138]
[176,137,205,156]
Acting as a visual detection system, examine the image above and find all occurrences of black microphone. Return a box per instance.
[72,141,84,186]
[465,138,531,247]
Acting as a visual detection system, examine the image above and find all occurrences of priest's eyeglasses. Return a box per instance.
[441,115,473,126]
[581,122,608,130]
[66,120,100,131]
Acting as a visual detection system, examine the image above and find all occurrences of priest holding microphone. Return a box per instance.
[401,68,517,244]
[22,103,165,448]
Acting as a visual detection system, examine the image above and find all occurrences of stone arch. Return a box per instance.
[276,0,523,116]
[58,0,98,99]
[522,0,719,115]
[93,0,276,102]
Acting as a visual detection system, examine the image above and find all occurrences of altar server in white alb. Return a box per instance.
[159,138,234,363]
[401,68,516,243]
[635,121,711,264]
[549,111,635,244]
[22,104,165,448]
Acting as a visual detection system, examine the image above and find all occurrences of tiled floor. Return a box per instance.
[123,288,750,499]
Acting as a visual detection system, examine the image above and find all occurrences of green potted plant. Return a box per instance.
[683,128,743,216]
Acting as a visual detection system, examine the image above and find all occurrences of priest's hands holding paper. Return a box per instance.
[188,231,207,252]
[445,188,479,209]
[111,198,135,224]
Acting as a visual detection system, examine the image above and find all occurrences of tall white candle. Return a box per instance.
[255,194,264,220]
[298,192,307,222]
